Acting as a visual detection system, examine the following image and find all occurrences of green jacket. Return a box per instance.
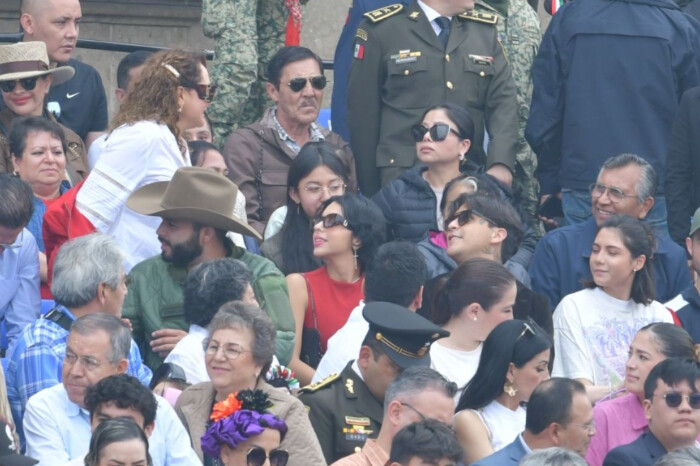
[122,243,295,370]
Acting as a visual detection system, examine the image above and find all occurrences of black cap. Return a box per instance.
[363,302,449,369]
[0,420,37,465]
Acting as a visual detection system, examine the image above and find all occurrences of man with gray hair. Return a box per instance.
[520,447,588,466]
[23,314,199,465]
[331,366,457,466]
[5,233,152,446]
[530,153,690,309]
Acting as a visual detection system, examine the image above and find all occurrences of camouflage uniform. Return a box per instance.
[202,0,290,144]
[475,0,542,231]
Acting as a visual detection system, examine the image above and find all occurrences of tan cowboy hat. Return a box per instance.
[0,42,74,85]
[126,167,262,241]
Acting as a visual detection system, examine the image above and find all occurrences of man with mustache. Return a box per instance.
[223,45,357,235]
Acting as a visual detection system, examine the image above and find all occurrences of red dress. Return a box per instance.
[302,266,364,352]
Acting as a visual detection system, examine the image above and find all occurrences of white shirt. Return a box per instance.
[430,341,482,403]
[467,400,526,452]
[417,0,452,35]
[164,324,210,384]
[24,383,201,466]
[313,302,367,383]
[553,287,673,385]
[76,121,190,272]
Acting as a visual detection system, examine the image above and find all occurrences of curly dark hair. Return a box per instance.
[85,374,158,428]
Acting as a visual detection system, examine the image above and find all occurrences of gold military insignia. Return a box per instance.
[409,11,420,19]
[458,10,498,25]
[355,28,368,41]
[364,4,404,23]
[345,378,355,394]
[299,373,340,393]
[345,416,371,426]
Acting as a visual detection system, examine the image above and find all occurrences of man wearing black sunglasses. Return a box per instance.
[347,0,519,196]
[603,358,700,466]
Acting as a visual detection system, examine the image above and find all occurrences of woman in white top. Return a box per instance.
[429,258,517,401]
[552,215,674,402]
[77,50,212,270]
[454,318,552,464]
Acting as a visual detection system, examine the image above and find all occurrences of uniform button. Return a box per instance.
[404,69,409,75]
[389,158,395,164]
[479,71,485,77]
[355,447,362,453]
[445,54,450,62]
[446,81,453,90]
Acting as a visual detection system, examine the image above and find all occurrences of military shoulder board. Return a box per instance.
[459,10,498,25]
[364,4,404,23]
[300,373,340,393]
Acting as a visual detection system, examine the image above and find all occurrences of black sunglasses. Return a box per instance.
[411,122,460,142]
[287,75,327,92]
[246,447,289,466]
[445,209,496,228]
[653,392,700,409]
[182,83,217,103]
[312,212,349,229]
[0,77,40,93]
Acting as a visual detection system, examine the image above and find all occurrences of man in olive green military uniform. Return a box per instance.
[299,301,449,464]
[347,0,519,196]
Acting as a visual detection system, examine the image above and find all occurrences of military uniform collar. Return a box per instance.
[416,0,451,22]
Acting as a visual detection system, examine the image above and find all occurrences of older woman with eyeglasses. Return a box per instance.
[175,301,324,465]
[0,41,87,181]
[372,102,474,243]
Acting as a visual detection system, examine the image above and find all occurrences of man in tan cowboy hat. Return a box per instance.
[122,166,296,371]
[18,0,107,146]
[0,41,87,180]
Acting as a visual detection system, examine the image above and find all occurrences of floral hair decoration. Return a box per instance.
[201,389,288,458]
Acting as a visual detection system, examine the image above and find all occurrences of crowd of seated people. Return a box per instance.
[5,0,700,463]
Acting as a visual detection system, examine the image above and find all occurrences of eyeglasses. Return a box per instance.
[287,75,327,92]
[589,183,636,204]
[517,320,535,341]
[64,351,105,372]
[302,182,346,197]
[411,122,460,142]
[182,83,217,103]
[445,209,496,228]
[0,77,40,93]
[203,341,249,360]
[652,392,700,409]
[0,229,23,250]
[400,402,427,421]
[569,420,596,434]
[246,447,289,466]
[312,212,349,229]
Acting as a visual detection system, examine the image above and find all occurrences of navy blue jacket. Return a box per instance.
[472,435,527,466]
[526,0,700,196]
[603,432,667,466]
[666,285,700,342]
[529,217,691,309]
[330,0,410,142]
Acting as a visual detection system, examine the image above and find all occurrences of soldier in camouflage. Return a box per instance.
[475,0,542,231]
[201,0,299,145]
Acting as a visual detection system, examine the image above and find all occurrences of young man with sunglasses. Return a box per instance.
[530,153,690,310]
[223,46,357,235]
[603,358,700,466]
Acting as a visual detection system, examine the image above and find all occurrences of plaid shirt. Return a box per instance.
[5,305,152,445]
[272,107,325,153]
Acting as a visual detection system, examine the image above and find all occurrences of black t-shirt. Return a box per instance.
[46,58,108,140]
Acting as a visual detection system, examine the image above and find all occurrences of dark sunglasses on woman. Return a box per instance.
[182,83,217,103]
[0,77,40,93]
[445,209,496,228]
[287,75,327,92]
[411,122,460,142]
[246,447,289,466]
[312,212,349,229]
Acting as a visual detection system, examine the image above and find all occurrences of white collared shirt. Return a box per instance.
[417,0,452,36]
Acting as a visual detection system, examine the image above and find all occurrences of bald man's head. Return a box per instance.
[21,0,81,64]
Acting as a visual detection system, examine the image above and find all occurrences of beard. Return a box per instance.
[160,231,202,267]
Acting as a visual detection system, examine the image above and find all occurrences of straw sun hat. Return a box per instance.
[0,41,74,85]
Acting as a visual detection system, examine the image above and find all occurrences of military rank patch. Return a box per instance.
[458,10,498,25]
[354,43,365,60]
[390,50,421,64]
[355,28,368,41]
[364,4,404,23]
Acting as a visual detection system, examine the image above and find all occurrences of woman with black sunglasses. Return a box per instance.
[286,193,386,385]
[372,102,474,243]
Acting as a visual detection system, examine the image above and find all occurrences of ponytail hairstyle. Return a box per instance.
[640,323,698,360]
[432,258,516,326]
[588,215,655,304]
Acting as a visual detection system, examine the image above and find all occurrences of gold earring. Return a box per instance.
[504,381,518,397]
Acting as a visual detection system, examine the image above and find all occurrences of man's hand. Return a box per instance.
[538,193,563,229]
[150,328,188,359]
[486,163,513,186]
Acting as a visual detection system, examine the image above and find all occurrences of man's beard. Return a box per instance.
[160,232,202,267]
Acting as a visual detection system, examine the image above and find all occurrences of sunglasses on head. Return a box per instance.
[445,209,496,228]
[312,212,349,229]
[182,83,217,103]
[411,122,460,142]
[246,447,289,466]
[653,392,700,409]
[0,77,40,93]
[517,320,536,341]
[287,75,327,92]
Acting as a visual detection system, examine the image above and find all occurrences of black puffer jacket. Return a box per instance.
[372,165,438,242]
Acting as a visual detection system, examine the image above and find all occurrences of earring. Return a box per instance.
[297,203,300,215]
[473,317,477,321]
[459,153,465,161]
[504,381,518,397]
[12,170,18,177]
[352,246,359,270]
[178,105,183,113]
